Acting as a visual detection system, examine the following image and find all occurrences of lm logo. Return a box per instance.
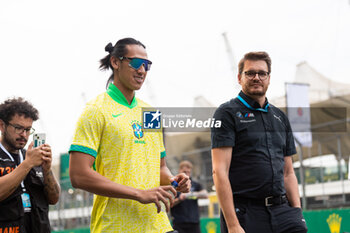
[327,213,342,233]
[143,110,161,129]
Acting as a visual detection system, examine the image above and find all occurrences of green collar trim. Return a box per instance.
[107,83,138,109]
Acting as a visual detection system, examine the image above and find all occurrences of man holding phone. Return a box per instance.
[0,97,60,233]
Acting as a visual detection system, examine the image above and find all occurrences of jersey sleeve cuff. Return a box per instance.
[285,148,297,156]
[69,144,97,158]
[211,141,235,149]
[161,151,166,158]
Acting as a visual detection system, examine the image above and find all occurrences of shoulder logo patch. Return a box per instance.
[273,114,282,123]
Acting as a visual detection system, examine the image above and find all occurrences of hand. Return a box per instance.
[228,225,245,233]
[179,193,187,201]
[137,186,177,213]
[40,144,52,173]
[25,142,45,168]
[172,173,191,193]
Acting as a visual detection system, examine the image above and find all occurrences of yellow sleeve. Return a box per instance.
[69,104,105,158]
[160,131,166,158]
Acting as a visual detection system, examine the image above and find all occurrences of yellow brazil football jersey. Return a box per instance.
[69,83,173,233]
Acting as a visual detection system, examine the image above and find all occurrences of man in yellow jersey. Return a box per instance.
[69,37,191,233]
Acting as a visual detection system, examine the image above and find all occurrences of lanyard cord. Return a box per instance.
[237,95,269,112]
[0,143,26,191]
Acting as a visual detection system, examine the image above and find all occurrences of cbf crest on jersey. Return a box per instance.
[132,122,144,139]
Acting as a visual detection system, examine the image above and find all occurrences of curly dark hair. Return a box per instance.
[0,97,39,123]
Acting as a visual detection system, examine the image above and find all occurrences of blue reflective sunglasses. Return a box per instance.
[119,56,152,71]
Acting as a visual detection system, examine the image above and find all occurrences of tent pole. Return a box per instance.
[296,139,307,210]
[336,136,346,204]
[318,140,326,206]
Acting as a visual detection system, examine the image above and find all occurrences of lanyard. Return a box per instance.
[237,95,269,112]
[0,143,26,191]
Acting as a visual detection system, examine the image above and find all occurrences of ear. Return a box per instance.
[238,73,242,85]
[0,119,5,133]
[110,56,119,70]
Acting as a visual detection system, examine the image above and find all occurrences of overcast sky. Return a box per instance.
[1,0,349,159]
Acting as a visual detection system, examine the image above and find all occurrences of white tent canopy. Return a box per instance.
[270,62,350,160]
[271,62,350,107]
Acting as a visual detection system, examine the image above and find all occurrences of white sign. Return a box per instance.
[286,83,312,147]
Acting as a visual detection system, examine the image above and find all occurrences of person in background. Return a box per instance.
[0,97,60,233]
[69,37,190,233]
[211,52,308,233]
[171,160,208,233]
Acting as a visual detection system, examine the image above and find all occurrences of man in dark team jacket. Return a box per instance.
[0,97,60,233]
[211,52,308,233]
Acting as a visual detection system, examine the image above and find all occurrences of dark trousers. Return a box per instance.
[220,202,308,233]
[173,222,201,233]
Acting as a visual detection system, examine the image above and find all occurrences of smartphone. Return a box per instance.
[33,133,46,148]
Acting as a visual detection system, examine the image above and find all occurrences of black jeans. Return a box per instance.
[173,222,201,233]
[221,201,308,233]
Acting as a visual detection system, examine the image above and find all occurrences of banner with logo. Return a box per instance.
[285,83,312,147]
[303,208,350,233]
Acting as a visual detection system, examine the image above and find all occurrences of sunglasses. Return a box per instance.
[119,57,152,71]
